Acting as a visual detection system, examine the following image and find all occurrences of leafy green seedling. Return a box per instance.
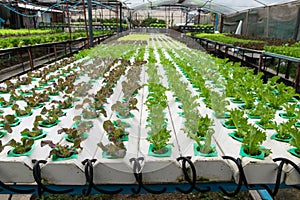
[7,138,34,154]
[12,104,32,117]
[41,140,81,158]
[242,124,271,157]
[273,119,297,140]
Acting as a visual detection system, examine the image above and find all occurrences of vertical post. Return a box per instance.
[294,63,300,91]
[66,0,72,54]
[185,10,188,25]
[20,51,25,72]
[293,6,300,40]
[215,13,219,32]
[88,0,94,47]
[219,14,223,33]
[224,47,228,58]
[116,1,119,33]
[53,44,57,61]
[165,7,167,24]
[180,8,182,23]
[197,9,200,24]
[258,54,263,73]
[119,2,122,33]
[245,10,249,36]
[285,61,291,79]
[266,6,270,37]
[64,43,67,55]
[276,58,281,76]
[82,0,90,48]
[27,48,34,70]
[47,46,50,62]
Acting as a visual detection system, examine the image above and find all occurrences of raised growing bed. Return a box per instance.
[0,33,299,196]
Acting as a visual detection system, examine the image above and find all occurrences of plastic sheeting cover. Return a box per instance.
[119,0,299,15]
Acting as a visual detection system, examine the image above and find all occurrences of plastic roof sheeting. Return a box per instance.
[119,0,299,15]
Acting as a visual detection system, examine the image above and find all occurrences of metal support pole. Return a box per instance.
[293,6,300,40]
[116,2,119,33]
[53,44,57,61]
[66,0,73,54]
[276,59,281,76]
[285,61,291,79]
[27,48,34,70]
[88,0,94,47]
[258,54,263,73]
[20,51,25,72]
[245,10,249,36]
[119,2,122,33]
[215,13,219,32]
[294,63,300,91]
[82,0,90,48]
[266,6,270,37]
[220,14,223,33]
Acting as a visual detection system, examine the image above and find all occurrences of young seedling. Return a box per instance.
[7,138,34,154]
[281,103,297,118]
[75,98,107,119]
[41,105,65,118]
[190,115,215,154]
[12,104,32,117]
[52,95,74,109]
[72,116,93,132]
[41,140,82,159]
[111,97,138,118]
[58,127,87,142]
[98,120,128,158]
[0,97,14,107]
[242,124,271,157]
[272,119,297,141]
[257,108,276,129]
[18,76,32,85]
[0,114,19,133]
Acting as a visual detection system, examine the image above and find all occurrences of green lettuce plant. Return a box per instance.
[242,124,271,157]
[272,119,297,140]
[190,115,215,154]
[12,104,32,117]
[7,138,34,154]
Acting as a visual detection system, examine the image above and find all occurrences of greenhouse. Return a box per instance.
[0,0,300,199]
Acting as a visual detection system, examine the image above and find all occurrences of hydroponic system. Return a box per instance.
[0,33,299,197]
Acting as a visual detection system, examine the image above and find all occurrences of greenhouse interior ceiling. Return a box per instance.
[0,0,299,15]
[118,0,300,14]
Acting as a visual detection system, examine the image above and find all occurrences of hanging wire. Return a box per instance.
[0,0,67,18]
[0,0,113,18]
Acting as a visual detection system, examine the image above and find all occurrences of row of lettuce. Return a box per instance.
[0,30,114,49]
[164,35,300,159]
[190,33,300,58]
[0,28,63,37]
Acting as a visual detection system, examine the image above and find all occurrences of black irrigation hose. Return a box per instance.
[130,157,166,194]
[81,159,123,195]
[32,159,73,197]
[176,156,196,193]
[4,156,298,197]
[0,180,34,194]
[273,157,300,192]
[82,159,96,196]
[220,156,252,197]
[176,156,211,193]
[262,159,285,197]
